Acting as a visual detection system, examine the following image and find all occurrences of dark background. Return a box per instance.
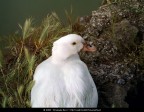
[0,0,102,36]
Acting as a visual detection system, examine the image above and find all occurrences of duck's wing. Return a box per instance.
[63,60,98,107]
[79,62,98,107]
[31,60,65,107]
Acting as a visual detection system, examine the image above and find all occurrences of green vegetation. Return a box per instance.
[0,12,79,107]
[0,0,144,108]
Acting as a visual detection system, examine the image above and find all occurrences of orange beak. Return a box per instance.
[82,41,96,52]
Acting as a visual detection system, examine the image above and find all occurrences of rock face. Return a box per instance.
[77,0,144,108]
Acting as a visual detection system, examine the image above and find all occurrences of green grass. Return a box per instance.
[0,12,79,108]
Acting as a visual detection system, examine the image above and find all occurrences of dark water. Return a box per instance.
[0,0,102,36]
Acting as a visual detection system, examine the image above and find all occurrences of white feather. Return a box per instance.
[31,34,98,107]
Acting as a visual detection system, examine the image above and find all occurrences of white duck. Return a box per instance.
[31,34,98,107]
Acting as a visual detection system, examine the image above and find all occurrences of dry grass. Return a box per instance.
[0,12,78,107]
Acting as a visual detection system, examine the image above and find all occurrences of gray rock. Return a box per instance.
[77,0,144,108]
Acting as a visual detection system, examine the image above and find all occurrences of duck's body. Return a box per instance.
[31,34,98,107]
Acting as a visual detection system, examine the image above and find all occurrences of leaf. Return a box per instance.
[18,24,22,30]
[24,47,36,76]
[112,103,116,108]
[2,96,7,108]
[0,89,6,97]
[39,12,61,45]
[26,100,31,107]
[8,96,13,107]
[26,80,35,93]
[24,47,30,63]
[17,85,24,97]
[19,18,34,39]
[0,50,3,68]
[39,26,49,44]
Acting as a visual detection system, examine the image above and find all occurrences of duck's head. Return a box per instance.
[52,34,96,60]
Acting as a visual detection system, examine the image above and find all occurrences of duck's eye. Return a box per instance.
[72,42,76,45]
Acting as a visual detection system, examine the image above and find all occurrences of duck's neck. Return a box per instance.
[67,54,80,61]
[51,54,80,64]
